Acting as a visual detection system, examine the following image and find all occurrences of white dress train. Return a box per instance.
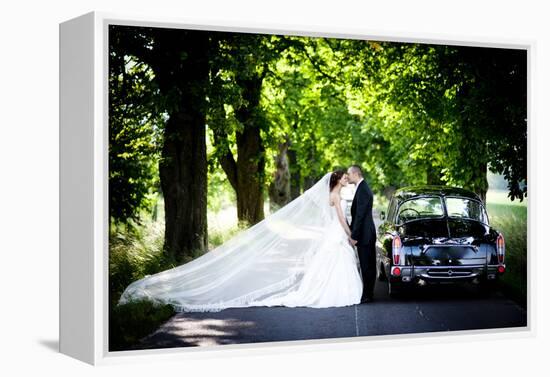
[119,173,363,312]
[248,199,363,308]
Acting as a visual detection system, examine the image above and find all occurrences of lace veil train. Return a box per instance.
[118,172,335,312]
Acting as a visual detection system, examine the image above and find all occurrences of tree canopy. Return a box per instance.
[109,26,527,261]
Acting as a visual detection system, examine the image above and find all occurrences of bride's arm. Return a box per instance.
[334,194,352,237]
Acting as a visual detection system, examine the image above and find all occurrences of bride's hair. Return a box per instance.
[329,170,345,191]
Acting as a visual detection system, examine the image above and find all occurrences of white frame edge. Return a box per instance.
[59,11,96,365]
[59,10,535,366]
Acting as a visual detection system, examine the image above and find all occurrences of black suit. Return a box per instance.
[350,179,377,300]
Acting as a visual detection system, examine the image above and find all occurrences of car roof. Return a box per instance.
[392,185,482,202]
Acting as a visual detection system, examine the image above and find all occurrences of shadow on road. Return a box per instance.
[386,281,503,302]
[131,279,527,351]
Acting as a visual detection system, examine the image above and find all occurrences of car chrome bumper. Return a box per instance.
[390,265,504,283]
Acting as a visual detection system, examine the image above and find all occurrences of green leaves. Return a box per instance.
[109,35,164,223]
[345,42,526,200]
[110,26,527,222]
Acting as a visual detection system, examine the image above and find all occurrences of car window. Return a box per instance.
[445,197,488,224]
[396,196,444,224]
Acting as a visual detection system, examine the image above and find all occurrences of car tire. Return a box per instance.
[388,280,402,298]
[478,278,497,297]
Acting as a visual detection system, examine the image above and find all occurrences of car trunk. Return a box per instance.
[401,218,489,267]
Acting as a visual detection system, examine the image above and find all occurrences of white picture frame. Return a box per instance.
[59,10,533,365]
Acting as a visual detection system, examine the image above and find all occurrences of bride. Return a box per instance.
[119,170,363,312]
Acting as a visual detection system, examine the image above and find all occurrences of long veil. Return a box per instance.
[118,172,335,312]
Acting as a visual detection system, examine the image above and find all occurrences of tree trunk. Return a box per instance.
[303,176,317,191]
[268,140,291,210]
[112,27,210,262]
[159,111,207,263]
[473,162,489,204]
[287,146,301,200]
[232,75,266,225]
[154,30,209,262]
[234,119,265,225]
[427,165,444,185]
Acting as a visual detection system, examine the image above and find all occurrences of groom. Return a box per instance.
[347,165,377,303]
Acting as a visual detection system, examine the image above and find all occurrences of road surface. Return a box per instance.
[132,209,526,350]
[133,281,527,350]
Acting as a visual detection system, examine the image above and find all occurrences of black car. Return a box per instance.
[376,186,506,297]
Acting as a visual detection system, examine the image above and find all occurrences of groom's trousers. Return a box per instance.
[357,242,377,299]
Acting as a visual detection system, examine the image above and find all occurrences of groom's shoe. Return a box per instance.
[360,296,374,304]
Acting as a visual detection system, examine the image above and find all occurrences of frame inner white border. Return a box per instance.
[93,10,534,365]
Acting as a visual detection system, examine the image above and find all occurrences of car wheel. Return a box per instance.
[388,280,402,298]
[477,278,497,297]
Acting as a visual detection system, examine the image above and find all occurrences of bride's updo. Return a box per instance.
[329,170,345,191]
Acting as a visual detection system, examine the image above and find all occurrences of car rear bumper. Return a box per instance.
[389,264,505,284]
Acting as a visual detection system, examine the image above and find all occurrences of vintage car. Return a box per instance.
[376,186,506,297]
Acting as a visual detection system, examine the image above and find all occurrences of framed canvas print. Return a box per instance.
[59,11,531,365]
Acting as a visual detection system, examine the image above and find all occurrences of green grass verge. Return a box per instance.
[486,192,527,309]
[108,209,247,350]
[109,218,177,351]
[109,299,175,351]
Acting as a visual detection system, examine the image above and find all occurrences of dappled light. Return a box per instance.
[141,317,257,348]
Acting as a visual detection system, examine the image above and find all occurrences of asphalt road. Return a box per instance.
[134,281,527,350]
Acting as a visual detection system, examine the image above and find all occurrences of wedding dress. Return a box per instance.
[118,172,363,312]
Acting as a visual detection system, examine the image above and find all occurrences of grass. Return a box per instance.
[207,205,250,249]
[486,190,528,308]
[108,200,249,350]
[109,217,176,303]
[110,299,175,351]
[209,223,247,248]
[109,216,178,351]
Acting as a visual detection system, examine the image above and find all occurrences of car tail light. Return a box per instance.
[496,234,505,264]
[393,235,402,265]
[392,266,402,276]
